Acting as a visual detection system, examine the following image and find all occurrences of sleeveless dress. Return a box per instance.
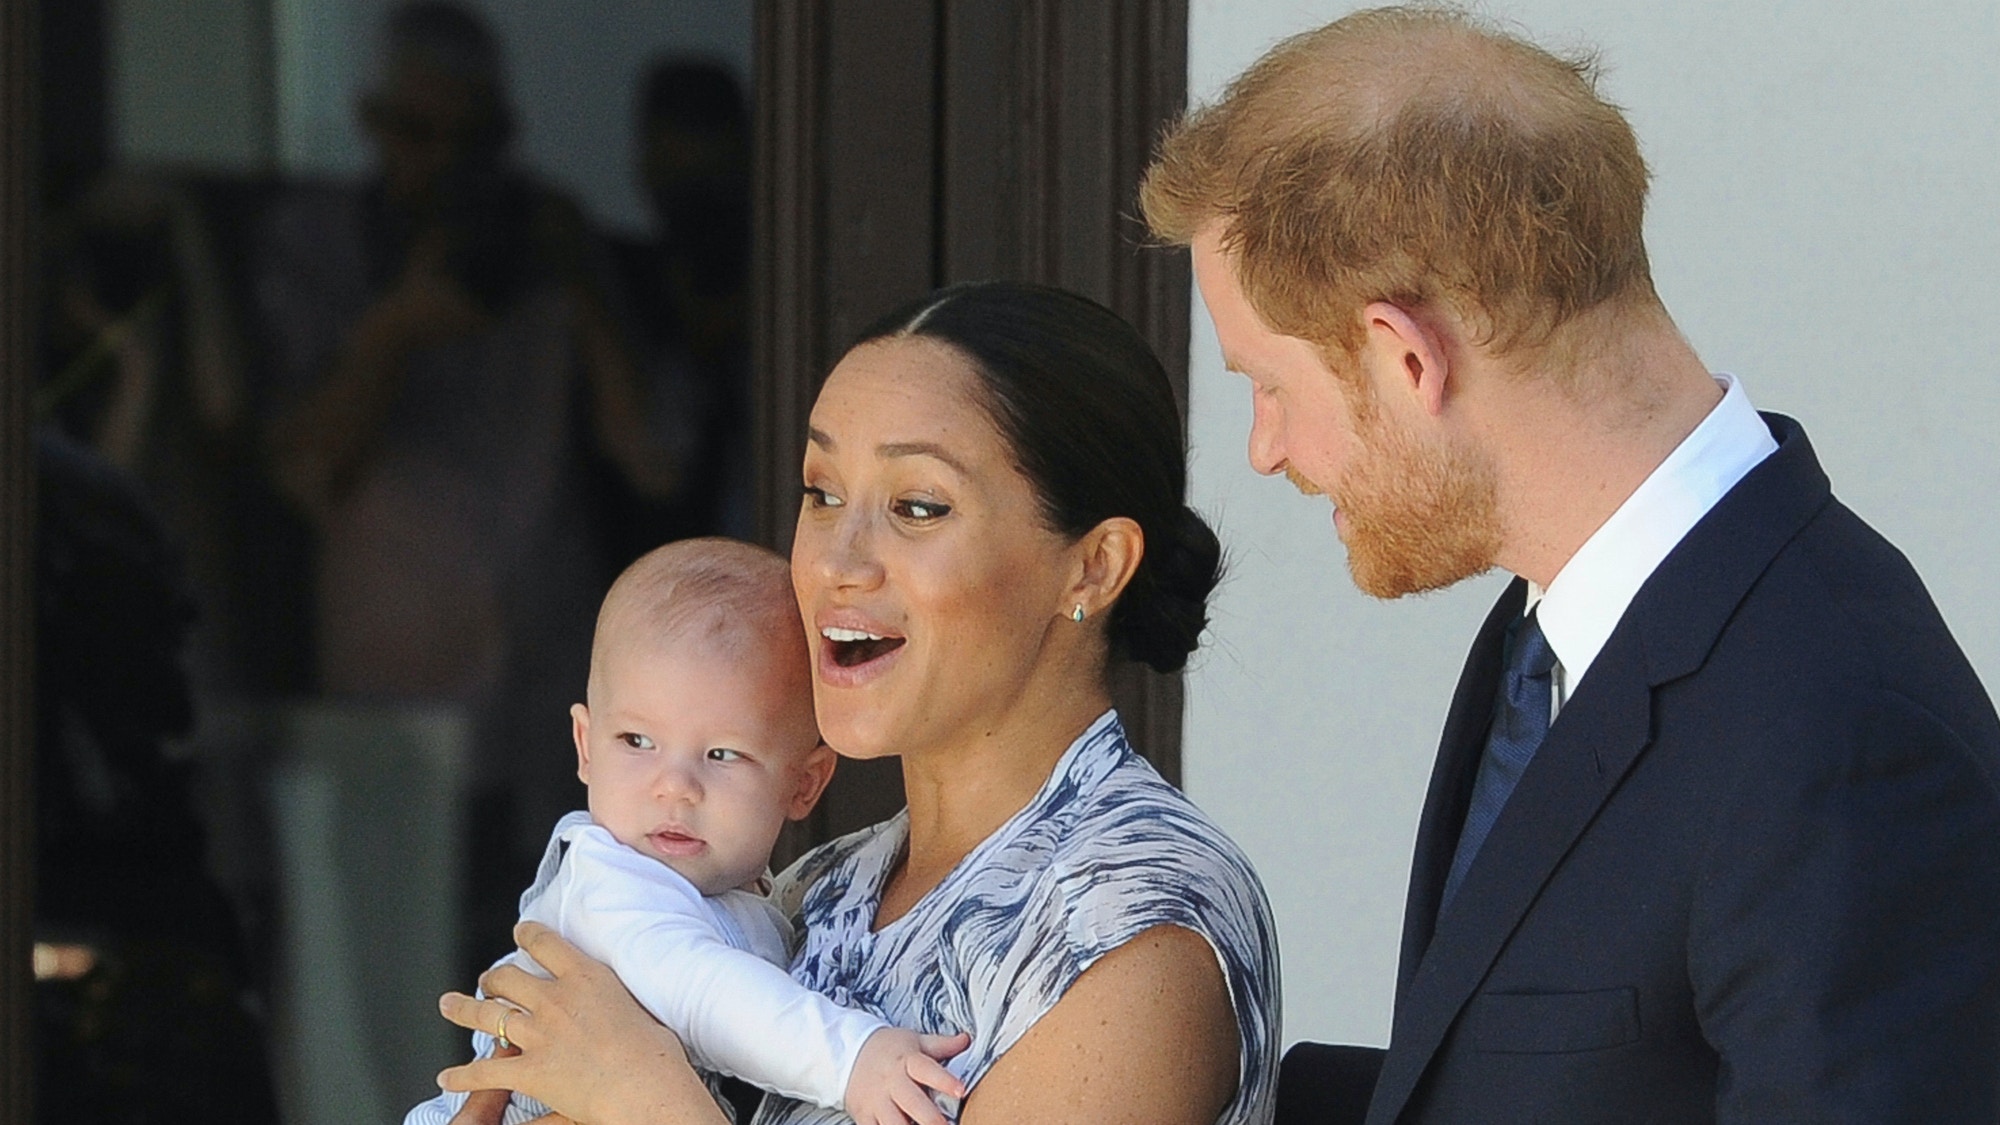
[752,710,1281,1125]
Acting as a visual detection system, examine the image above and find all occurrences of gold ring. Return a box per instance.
[495,1007,512,1051]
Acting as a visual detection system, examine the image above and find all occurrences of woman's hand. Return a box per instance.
[437,922,729,1125]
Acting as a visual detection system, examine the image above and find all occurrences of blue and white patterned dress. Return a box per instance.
[752,710,1280,1125]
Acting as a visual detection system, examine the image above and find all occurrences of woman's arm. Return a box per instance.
[438,923,730,1125]
[961,924,1240,1125]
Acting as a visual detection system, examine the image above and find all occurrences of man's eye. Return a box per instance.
[802,486,845,509]
[706,747,744,762]
[894,498,951,521]
[620,733,654,750]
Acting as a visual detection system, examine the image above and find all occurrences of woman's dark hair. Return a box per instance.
[851,281,1223,674]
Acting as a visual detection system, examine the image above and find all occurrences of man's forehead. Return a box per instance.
[1190,223,1237,273]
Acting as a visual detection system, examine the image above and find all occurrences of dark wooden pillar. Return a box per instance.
[0,0,35,1117]
[753,0,1190,844]
[752,0,940,554]
[935,0,1191,783]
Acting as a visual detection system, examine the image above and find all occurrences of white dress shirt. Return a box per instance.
[1527,374,1778,716]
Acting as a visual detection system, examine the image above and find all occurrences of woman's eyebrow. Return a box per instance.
[878,441,969,476]
[808,427,969,475]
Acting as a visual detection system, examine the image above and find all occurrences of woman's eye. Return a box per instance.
[802,486,845,509]
[706,747,744,762]
[619,733,654,750]
[894,498,951,522]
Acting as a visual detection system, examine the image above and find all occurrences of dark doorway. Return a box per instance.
[0,1,1190,1119]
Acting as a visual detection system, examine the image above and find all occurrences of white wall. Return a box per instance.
[1181,0,2000,1050]
[272,0,752,233]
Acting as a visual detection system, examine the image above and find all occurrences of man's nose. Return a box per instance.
[1248,392,1287,477]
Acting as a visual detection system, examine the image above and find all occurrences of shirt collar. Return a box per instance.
[1528,373,1777,696]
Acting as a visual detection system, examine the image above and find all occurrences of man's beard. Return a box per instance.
[1329,404,1502,599]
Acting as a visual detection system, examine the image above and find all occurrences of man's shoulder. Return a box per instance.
[1622,436,1961,690]
[1640,492,2000,782]
[1740,496,1971,684]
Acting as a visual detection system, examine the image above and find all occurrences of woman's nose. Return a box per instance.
[810,508,887,590]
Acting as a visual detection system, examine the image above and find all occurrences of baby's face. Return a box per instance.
[573,632,827,895]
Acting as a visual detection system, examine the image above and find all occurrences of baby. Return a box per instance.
[406,539,964,1125]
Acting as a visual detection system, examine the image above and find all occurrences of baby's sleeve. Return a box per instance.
[556,830,890,1109]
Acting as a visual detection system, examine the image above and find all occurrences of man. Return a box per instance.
[254,0,668,979]
[600,57,756,561]
[1143,7,2000,1123]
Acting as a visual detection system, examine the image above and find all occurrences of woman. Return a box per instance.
[438,282,1279,1124]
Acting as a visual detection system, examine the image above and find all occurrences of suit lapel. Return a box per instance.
[1366,414,1834,1124]
[1368,640,1656,1121]
[1395,581,1524,1001]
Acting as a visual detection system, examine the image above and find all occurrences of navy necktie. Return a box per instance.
[1441,608,1557,911]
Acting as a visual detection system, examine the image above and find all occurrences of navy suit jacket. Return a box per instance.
[1362,415,2000,1124]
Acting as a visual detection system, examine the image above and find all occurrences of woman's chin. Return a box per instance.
[813,696,910,763]
[812,706,878,755]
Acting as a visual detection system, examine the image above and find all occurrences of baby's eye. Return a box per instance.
[893,498,951,522]
[802,486,845,509]
[619,732,654,750]
[706,747,745,762]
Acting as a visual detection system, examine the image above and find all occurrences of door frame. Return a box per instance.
[1,0,37,1116]
[0,6,1197,1114]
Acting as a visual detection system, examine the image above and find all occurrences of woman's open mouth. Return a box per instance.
[822,626,907,667]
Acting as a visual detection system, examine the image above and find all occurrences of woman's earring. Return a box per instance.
[1071,604,1086,623]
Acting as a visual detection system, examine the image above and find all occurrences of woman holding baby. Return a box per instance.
[439,282,1280,1124]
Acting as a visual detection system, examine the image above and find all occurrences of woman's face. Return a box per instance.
[793,336,1080,761]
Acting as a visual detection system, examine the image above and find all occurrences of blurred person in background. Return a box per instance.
[600,56,754,564]
[251,0,674,974]
[40,174,309,704]
[33,429,282,1123]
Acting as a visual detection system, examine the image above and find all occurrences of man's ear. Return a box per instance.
[571,702,593,784]
[786,742,839,821]
[1064,516,1144,624]
[1361,301,1453,416]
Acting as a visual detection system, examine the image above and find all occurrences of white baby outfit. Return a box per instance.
[405,811,888,1125]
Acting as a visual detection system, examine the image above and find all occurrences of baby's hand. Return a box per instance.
[444,1088,514,1125]
[842,1027,971,1125]
[445,1040,520,1125]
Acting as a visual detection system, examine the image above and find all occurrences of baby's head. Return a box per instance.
[572,538,831,895]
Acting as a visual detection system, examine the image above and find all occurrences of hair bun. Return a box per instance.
[1111,504,1224,674]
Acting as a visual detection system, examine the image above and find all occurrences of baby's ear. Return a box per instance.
[786,741,838,820]
[571,702,593,783]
